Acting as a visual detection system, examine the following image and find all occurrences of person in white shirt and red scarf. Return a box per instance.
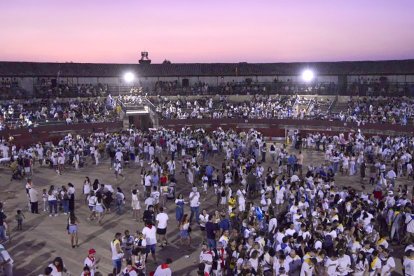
[154,258,172,276]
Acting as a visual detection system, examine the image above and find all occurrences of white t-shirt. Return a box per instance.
[189,191,200,207]
[199,251,214,273]
[115,151,123,161]
[268,218,277,233]
[84,256,97,274]
[325,258,339,275]
[381,257,395,276]
[122,267,137,276]
[337,254,351,275]
[273,259,290,275]
[156,213,169,229]
[285,228,296,236]
[0,245,13,265]
[145,175,152,187]
[47,264,61,276]
[153,265,172,276]
[88,196,97,206]
[142,226,157,245]
[404,258,414,276]
[300,261,314,276]
[369,257,382,276]
[144,197,155,210]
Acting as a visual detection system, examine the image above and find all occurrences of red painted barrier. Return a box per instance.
[158,118,414,137]
[0,121,123,147]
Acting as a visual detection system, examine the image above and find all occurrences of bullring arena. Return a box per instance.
[0,59,414,276]
[1,1,414,275]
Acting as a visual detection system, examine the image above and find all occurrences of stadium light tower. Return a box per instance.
[301,69,315,82]
[123,72,135,84]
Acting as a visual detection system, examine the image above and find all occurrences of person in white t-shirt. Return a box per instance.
[121,260,138,276]
[156,207,169,247]
[380,248,395,276]
[273,254,290,275]
[142,223,157,263]
[83,248,99,276]
[154,258,172,276]
[114,159,124,179]
[404,250,414,276]
[0,244,13,276]
[337,249,352,275]
[300,258,314,276]
[199,243,214,275]
[325,255,339,275]
[189,187,200,224]
[369,250,382,276]
[115,149,123,162]
[57,153,65,175]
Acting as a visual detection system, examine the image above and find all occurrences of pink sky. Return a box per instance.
[1,0,413,63]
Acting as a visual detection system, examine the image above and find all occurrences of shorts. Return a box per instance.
[68,224,77,234]
[132,201,141,210]
[157,228,167,235]
[112,258,122,271]
[95,205,104,213]
[89,206,95,211]
[180,230,189,238]
[276,198,284,205]
[146,244,156,254]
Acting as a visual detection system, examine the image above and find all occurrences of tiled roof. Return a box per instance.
[0,60,414,77]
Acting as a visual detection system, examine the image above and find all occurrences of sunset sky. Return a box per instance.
[1,0,413,63]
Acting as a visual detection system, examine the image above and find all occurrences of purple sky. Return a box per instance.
[1,0,413,63]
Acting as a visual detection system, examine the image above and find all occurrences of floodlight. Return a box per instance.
[301,69,314,82]
[124,72,135,83]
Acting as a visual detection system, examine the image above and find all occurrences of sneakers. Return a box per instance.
[49,214,52,217]
[54,214,58,217]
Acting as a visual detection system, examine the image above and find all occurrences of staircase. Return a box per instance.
[330,101,348,115]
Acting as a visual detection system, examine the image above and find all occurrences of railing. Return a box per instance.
[34,84,108,98]
[0,81,413,102]
[328,94,338,114]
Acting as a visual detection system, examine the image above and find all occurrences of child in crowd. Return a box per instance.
[15,209,25,230]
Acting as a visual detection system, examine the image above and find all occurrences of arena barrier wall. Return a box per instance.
[158,118,414,138]
[0,121,123,147]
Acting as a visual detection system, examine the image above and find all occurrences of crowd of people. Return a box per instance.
[0,78,30,100]
[35,82,109,98]
[347,77,414,97]
[4,92,411,130]
[152,94,414,128]
[0,97,119,130]
[1,123,414,275]
[153,95,332,120]
[331,97,414,126]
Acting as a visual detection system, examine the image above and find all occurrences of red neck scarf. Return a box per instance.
[161,263,169,269]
